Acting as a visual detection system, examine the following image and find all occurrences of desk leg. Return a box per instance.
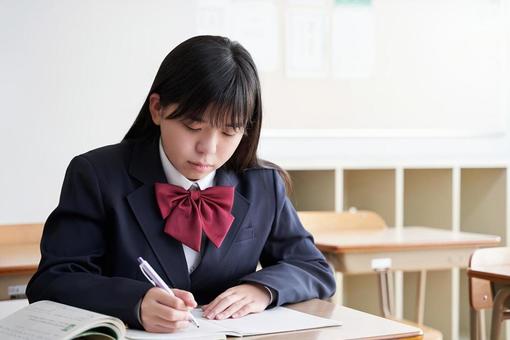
[334,271,343,305]
[417,270,426,325]
[376,269,394,318]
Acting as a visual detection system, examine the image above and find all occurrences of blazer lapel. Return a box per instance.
[126,137,190,290]
[191,169,250,285]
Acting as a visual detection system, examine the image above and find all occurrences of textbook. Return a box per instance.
[0,300,341,340]
[0,300,125,340]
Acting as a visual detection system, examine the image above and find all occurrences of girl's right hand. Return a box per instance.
[140,287,197,333]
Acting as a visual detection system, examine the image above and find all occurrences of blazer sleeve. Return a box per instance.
[26,155,152,329]
[239,170,336,306]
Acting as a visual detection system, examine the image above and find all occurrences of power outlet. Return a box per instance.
[8,284,27,299]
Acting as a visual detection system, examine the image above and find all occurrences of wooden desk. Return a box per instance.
[0,244,40,276]
[258,299,422,339]
[0,299,423,339]
[309,225,500,334]
[312,226,500,274]
[0,223,43,277]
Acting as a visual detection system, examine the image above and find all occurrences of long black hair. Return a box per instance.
[124,35,291,190]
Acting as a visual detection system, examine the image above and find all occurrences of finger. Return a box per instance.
[214,297,249,320]
[142,289,181,327]
[204,294,243,319]
[202,289,234,314]
[173,289,198,308]
[232,304,254,319]
[142,312,190,333]
[152,289,188,310]
[152,303,191,323]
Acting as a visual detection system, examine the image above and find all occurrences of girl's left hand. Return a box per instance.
[201,283,271,320]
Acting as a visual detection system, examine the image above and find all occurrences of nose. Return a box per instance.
[196,130,218,155]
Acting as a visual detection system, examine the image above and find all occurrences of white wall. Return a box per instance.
[1,0,509,224]
[263,0,508,134]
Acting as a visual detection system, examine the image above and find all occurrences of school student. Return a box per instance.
[26,35,336,332]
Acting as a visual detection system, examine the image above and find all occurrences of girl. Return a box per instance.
[26,35,336,333]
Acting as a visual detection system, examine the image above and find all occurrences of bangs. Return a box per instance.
[165,61,257,130]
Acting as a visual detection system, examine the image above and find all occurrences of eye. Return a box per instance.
[185,125,201,132]
[182,120,202,131]
[222,127,242,137]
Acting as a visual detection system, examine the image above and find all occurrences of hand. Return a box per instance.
[140,287,197,333]
[202,283,271,320]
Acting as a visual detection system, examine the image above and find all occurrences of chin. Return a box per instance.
[185,172,206,181]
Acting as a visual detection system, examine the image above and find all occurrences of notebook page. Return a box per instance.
[197,306,341,336]
[125,307,341,339]
[126,309,227,340]
[126,328,225,340]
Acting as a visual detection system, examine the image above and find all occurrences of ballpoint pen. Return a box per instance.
[137,257,200,328]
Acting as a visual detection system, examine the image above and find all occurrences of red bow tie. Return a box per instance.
[155,183,235,252]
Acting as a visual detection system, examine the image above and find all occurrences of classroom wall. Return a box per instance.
[1,0,509,224]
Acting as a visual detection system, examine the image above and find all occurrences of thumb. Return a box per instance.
[173,288,197,308]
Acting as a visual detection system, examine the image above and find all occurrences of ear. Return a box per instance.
[149,93,163,126]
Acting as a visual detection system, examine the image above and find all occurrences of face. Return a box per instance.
[149,94,244,181]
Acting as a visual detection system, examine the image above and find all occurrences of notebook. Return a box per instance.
[126,306,342,339]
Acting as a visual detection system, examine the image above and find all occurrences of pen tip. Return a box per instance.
[137,257,143,265]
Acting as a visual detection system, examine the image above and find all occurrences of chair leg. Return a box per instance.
[490,287,510,340]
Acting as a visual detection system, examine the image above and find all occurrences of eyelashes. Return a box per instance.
[182,121,243,137]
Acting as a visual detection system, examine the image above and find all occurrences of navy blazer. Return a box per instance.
[26,136,335,328]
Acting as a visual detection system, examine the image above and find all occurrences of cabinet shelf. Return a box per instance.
[286,164,508,340]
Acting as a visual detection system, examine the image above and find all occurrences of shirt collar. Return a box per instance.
[158,138,215,190]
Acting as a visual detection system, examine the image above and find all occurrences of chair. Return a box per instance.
[298,209,442,340]
[298,209,387,233]
[469,247,510,340]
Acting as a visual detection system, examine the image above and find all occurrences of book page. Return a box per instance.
[126,306,341,339]
[0,300,125,340]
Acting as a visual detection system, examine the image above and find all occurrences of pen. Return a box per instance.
[137,257,200,328]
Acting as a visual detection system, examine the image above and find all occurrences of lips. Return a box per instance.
[188,161,213,171]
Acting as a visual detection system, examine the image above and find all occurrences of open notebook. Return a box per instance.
[126,307,341,339]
